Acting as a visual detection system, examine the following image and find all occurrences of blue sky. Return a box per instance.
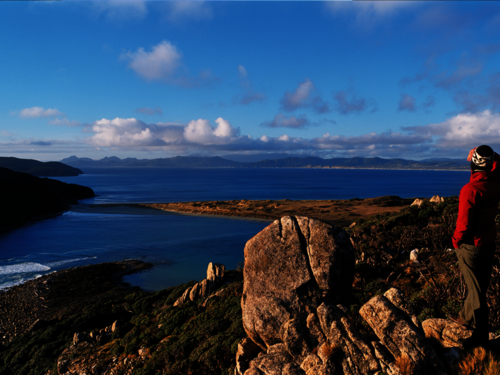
[1,1,500,161]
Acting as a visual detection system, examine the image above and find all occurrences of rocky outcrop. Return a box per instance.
[173,262,226,306]
[430,195,445,203]
[242,216,355,351]
[239,216,462,375]
[359,295,447,375]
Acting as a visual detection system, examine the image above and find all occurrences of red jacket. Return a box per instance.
[452,154,500,248]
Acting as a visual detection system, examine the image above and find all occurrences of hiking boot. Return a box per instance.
[448,314,469,329]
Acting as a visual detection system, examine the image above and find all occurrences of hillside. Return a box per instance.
[0,157,83,176]
[61,155,470,170]
[2,197,500,374]
[0,167,95,230]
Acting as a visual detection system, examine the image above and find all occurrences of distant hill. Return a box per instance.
[0,157,83,176]
[61,155,470,170]
[61,155,240,168]
[221,153,305,163]
[0,167,95,230]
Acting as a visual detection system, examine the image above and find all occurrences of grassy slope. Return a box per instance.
[2,198,500,374]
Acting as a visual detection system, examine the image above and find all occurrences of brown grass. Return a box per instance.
[459,347,500,375]
[318,341,341,360]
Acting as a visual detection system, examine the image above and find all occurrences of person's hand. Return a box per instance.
[467,148,477,162]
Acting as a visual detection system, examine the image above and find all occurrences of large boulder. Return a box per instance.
[242,216,355,350]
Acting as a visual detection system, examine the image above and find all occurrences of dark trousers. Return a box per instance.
[456,242,496,343]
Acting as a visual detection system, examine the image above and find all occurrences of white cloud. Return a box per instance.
[184,118,239,145]
[18,107,64,118]
[92,1,147,21]
[163,1,213,23]
[90,117,184,147]
[280,79,329,113]
[404,110,500,148]
[281,79,314,111]
[121,40,218,87]
[87,114,497,159]
[122,41,182,82]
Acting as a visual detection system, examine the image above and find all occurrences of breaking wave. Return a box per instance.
[0,263,51,276]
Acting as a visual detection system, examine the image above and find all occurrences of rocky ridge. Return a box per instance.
[237,216,481,375]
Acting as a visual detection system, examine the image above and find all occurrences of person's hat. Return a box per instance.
[471,145,494,171]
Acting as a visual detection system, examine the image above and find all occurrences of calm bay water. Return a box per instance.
[0,167,470,291]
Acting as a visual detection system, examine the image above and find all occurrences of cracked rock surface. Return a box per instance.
[239,216,459,375]
[242,216,355,350]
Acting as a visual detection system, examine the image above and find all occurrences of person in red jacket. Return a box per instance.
[451,145,500,348]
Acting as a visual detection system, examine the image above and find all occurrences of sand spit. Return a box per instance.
[139,195,416,227]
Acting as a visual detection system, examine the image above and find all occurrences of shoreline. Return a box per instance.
[67,196,418,227]
[0,260,152,345]
[78,165,470,172]
[136,195,417,227]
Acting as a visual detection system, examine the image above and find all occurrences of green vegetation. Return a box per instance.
[348,196,500,338]
[0,272,245,375]
[4,197,500,373]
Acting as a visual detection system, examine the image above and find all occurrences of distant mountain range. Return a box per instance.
[0,157,83,176]
[61,155,470,170]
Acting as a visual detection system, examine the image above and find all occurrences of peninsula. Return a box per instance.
[139,195,415,227]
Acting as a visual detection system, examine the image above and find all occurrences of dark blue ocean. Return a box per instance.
[0,167,470,291]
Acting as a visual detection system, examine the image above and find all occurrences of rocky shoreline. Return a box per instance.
[0,260,152,346]
[4,196,500,374]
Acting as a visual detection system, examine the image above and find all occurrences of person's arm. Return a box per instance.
[452,184,477,248]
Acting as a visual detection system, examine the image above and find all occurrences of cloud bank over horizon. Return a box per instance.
[65,110,498,159]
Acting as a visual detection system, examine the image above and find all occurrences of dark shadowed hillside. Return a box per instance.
[0,157,83,176]
[0,167,95,230]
